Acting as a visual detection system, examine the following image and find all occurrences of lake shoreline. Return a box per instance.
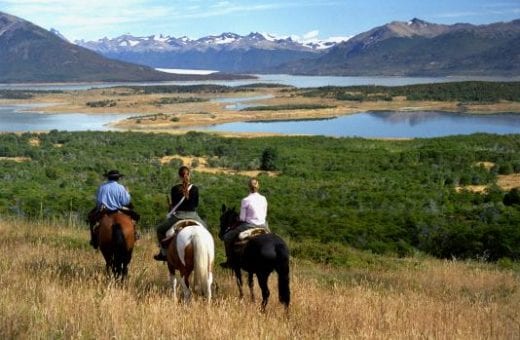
[1,80,519,136]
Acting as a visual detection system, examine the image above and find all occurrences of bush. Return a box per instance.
[504,188,520,206]
[86,100,116,108]
[260,147,278,171]
[498,163,514,175]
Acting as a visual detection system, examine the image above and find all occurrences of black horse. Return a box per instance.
[219,205,290,311]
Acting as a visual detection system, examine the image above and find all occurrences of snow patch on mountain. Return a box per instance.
[75,31,350,53]
[261,31,351,49]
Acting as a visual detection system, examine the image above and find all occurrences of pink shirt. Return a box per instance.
[240,192,267,225]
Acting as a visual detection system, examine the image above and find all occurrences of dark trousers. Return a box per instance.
[222,223,268,259]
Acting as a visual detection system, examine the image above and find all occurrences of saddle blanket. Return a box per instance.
[238,227,269,240]
[164,219,203,241]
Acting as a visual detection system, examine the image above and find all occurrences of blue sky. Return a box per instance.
[0,0,519,41]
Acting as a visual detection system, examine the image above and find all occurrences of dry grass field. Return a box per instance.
[1,218,519,339]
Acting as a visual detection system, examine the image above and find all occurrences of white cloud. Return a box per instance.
[0,0,177,39]
[303,30,320,40]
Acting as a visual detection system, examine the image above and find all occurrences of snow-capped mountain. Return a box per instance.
[76,31,348,53]
[0,11,194,83]
[75,32,350,73]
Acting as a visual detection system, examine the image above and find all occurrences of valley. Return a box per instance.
[1,82,519,134]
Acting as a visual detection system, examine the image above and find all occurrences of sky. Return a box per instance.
[0,0,519,42]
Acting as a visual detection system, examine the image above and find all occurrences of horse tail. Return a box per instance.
[275,242,290,308]
[192,230,211,299]
[112,223,127,276]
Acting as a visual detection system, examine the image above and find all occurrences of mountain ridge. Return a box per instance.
[74,31,350,73]
[0,11,251,83]
[275,18,520,76]
[74,18,520,76]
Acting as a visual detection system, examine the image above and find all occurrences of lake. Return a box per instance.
[1,74,519,91]
[1,74,519,137]
[189,111,520,138]
[0,105,130,132]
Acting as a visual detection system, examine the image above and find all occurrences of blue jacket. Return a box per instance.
[96,180,131,211]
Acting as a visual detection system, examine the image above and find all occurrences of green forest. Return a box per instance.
[301,81,520,102]
[0,131,519,264]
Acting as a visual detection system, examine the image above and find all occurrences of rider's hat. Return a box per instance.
[104,170,124,180]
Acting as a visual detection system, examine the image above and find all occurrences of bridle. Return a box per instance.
[221,212,241,235]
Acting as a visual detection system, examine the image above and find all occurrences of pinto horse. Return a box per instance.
[219,205,290,311]
[165,222,215,302]
[97,211,136,279]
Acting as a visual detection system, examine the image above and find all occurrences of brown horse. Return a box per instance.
[165,222,215,302]
[98,211,136,279]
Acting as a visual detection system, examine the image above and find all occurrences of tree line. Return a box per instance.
[0,130,519,263]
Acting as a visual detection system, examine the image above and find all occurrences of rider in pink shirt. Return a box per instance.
[220,178,269,268]
[240,190,267,226]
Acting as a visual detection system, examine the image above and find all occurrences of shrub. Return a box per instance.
[260,147,278,171]
[504,188,520,206]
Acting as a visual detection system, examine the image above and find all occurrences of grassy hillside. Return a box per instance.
[0,131,519,262]
[1,218,518,338]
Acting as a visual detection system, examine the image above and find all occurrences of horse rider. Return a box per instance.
[154,165,208,261]
[87,170,140,249]
[220,177,270,268]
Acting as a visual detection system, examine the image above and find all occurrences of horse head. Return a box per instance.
[219,204,239,239]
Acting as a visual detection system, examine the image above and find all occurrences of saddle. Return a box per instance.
[160,219,203,248]
[88,206,140,226]
[233,227,269,254]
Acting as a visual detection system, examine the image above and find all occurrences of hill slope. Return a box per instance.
[0,11,246,82]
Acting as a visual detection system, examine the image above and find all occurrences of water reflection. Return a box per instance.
[193,111,520,138]
[0,105,130,132]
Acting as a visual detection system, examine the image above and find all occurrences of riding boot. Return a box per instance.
[219,241,233,268]
[153,247,167,261]
[89,225,99,249]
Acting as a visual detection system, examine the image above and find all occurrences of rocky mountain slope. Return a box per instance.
[0,11,244,82]
[276,18,520,76]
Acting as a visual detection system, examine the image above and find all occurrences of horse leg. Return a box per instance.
[205,271,213,303]
[248,272,255,302]
[234,268,244,299]
[106,256,115,277]
[180,274,191,303]
[169,273,178,301]
[121,249,133,280]
[256,271,271,312]
[167,263,178,301]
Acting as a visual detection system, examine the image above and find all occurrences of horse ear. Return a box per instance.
[221,204,226,213]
